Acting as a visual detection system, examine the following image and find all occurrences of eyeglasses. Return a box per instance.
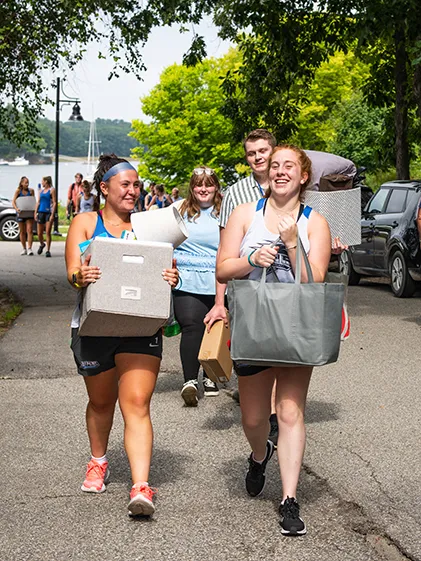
[193,167,214,176]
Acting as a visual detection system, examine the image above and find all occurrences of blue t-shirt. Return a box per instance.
[174,206,219,295]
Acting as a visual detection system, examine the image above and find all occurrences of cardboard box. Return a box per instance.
[198,317,232,384]
[16,195,36,218]
[79,237,173,337]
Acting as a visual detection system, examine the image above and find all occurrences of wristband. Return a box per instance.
[285,244,297,250]
[248,250,262,268]
[71,271,83,289]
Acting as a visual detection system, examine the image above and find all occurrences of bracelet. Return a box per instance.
[173,276,183,291]
[248,250,262,268]
[285,244,297,250]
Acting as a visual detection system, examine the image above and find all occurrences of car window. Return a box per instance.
[367,188,390,213]
[385,189,407,213]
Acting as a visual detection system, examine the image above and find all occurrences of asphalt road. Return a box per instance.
[0,241,419,561]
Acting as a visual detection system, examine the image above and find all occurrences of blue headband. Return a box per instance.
[102,162,136,182]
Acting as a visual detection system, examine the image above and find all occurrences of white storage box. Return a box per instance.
[79,237,173,337]
[16,195,36,218]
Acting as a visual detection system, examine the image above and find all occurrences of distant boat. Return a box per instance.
[84,119,101,179]
[0,159,9,166]
[9,156,29,166]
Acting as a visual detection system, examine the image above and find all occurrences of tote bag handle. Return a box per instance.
[264,236,314,285]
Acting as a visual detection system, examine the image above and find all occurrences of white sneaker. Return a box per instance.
[27,249,34,256]
[20,249,27,256]
[181,380,198,407]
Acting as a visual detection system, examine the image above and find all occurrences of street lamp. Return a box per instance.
[54,77,84,235]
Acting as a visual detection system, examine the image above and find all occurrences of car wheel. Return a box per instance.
[338,250,361,285]
[0,216,20,241]
[389,250,416,298]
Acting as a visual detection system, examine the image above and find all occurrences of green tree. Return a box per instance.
[131,50,243,187]
[0,0,213,145]
[292,51,370,151]
[327,95,390,169]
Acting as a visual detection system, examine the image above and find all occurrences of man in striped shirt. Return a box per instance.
[219,129,277,228]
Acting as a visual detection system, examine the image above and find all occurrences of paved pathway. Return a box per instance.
[0,241,419,561]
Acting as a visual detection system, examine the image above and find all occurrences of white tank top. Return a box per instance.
[240,199,312,283]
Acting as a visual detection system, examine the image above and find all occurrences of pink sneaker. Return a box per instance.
[81,459,110,493]
[128,482,156,516]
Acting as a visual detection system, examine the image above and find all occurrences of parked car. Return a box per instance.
[0,197,20,241]
[339,180,421,297]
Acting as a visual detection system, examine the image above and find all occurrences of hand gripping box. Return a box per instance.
[198,316,232,384]
[16,195,36,218]
[79,237,173,337]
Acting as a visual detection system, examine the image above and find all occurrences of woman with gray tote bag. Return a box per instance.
[217,145,332,536]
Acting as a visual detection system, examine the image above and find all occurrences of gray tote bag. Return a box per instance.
[227,240,345,367]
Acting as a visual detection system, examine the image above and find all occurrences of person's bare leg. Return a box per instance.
[19,222,26,251]
[83,367,119,457]
[37,223,44,247]
[116,353,159,484]
[238,369,275,461]
[26,219,33,250]
[275,367,312,499]
[45,220,52,251]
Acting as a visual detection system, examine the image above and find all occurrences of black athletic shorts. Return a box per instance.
[71,328,163,377]
[17,215,33,223]
[37,211,51,224]
[234,362,269,377]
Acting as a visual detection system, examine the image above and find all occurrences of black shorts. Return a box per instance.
[234,362,269,377]
[71,328,163,377]
[37,212,51,224]
[17,215,33,223]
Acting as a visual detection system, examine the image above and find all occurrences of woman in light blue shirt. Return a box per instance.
[173,167,226,406]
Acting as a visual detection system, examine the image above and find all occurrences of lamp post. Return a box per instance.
[54,77,84,235]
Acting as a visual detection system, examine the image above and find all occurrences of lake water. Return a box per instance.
[0,160,139,204]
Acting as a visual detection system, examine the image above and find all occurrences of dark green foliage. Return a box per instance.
[0,119,138,158]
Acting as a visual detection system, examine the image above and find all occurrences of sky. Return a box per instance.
[43,19,232,125]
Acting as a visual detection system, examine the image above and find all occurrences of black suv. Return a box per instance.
[0,197,20,241]
[339,180,421,297]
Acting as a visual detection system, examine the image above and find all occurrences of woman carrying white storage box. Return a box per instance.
[65,154,178,517]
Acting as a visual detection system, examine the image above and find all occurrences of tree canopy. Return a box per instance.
[130,50,244,187]
[2,0,421,178]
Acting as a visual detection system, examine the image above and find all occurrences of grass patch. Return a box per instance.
[0,288,22,336]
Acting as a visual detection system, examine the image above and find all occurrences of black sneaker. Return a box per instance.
[268,414,278,447]
[245,440,275,497]
[279,497,306,535]
[45,250,51,258]
[37,242,45,255]
[203,377,219,397]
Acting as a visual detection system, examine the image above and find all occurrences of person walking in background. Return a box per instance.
[214,129,280,441]
[171,187,183,204]
[217,145,331,535]
[146,184,172,210]
[173,166,227,406]
[67,173,84,220]
[12,176,35,255]
[133,180,147,212]
[144,182,156,209]
[35,176,56,258]
[76,180,98,214]
[65,154,178,517]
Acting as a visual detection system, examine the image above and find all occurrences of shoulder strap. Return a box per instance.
[302,205,312,219]
[256,198,265,212]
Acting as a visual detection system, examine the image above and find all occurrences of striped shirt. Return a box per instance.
[219,174,264,228]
